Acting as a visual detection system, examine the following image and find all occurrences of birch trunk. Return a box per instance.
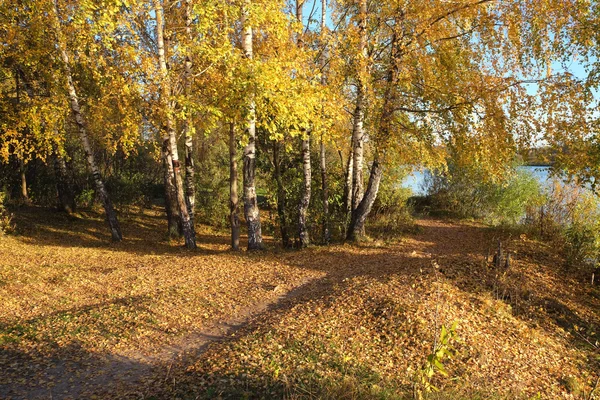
[273,142,290,248]
[162,138,182,238]
[346,34,400,241]
[52,0,122,242]
[14,72,29,205]
[229,123,240,251]
[347,158,383,241]
[296,0,311,248]
[343,147,354,235]
[183,0,195,229]
[154,0,196,249]
[19,159,29,203]
[350,0,367,212]
[320,0,330,244]
[298,136,311,248]
[320,138,330,244]
[241,0,263,250]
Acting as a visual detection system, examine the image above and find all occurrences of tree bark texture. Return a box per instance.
[241,1,263,250]
[155,0,196,249]
[350,0,367,212]
[162,138,182,238]
[52,0,122,242]
[298,136,311,248]
[229,123,241,251]
[19,159,29,203]
[347,158,383,241]
[296,0,311,248]
[343,147,354,234]
[320,0,330,244]
[346,33,401,242]
[183,0,195,229]
[273,142,290,248]
[320,138,330,244]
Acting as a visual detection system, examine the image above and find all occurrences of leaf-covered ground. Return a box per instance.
[0,208,598,399]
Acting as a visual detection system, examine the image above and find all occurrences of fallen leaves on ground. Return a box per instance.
[0,210,598,399]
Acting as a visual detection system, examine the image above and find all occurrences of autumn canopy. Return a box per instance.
[0,0,598,246]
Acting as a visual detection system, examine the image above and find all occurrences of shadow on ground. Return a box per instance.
[1,208,598,399]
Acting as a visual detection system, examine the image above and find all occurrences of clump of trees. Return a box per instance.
[1,0,598,250]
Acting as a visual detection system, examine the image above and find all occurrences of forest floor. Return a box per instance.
[0,207,598,399]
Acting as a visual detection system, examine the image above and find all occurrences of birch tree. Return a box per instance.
[296,0,312,248]
[153,0,196,249]
[51,0,122,241]
[241,0,264,250]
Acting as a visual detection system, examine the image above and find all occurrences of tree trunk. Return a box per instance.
[183,0,195,230]
[319,0,330,244]
[342,147,354,235]
[273,142,290,248]
[346,33,400,242]
[320,138,330,244]
[347,158,383,241]
[52,0,122,242]
[350,0,367,212]
[53,150,76,214]
[162,138,182,238]
[154,0,196,249]
[351,99,365,211]
[229,123,241,251]
[298,136,311,248]
[241,0,263,250]
[295,0,311,248]
[19,159,29,203]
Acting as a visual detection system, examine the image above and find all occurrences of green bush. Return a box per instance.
[486,171,545,226]
[425,164,544,227]
[0,190,15,235]
[564,223,599,265]
[106,174,151,207]
[553,186,600,266]
[75,189,96,209]
[194,140,231,230]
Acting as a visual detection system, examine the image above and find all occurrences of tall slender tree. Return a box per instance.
[241,0,263,250]
[296,0,311,248]
[183,0,196,229]
[162,141,182,238]
[51,0,122,242]
[229,122,241,250]
[153,0,196,249]
[273,141,291,248]
[350,0,367,213]
[319,0,331,244]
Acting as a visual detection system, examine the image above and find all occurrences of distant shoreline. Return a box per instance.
[522,163,552,167]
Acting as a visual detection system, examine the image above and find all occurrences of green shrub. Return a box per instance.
[558,188,600,266]
[0,190,15,235]
[565,223,599,265]
[425,164,544,226]
[194,141,231,230]
[75,189,96,208]
[106,173,155,210]
[486,171,545,226]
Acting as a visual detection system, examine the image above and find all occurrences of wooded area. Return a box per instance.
[2,0,600,247]
[1,0,600,399]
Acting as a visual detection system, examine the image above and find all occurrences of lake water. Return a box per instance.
[401,166,553,195]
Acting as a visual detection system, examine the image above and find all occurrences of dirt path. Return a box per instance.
[1,277,323,399]
[1,218,497,399]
